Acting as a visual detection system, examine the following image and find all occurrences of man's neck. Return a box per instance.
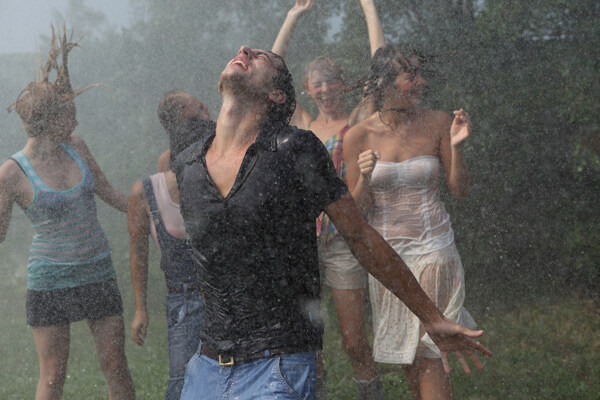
[214,95,269,153]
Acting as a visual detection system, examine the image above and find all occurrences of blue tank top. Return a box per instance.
[142,177,201,289]
[11,144,114,290]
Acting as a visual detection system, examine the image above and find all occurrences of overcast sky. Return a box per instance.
[0,0,131,54]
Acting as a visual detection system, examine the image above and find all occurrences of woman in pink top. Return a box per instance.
[272,1,387,398]
[344,45,478,400]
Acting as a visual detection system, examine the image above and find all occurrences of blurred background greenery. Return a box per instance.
[0,0,598,398]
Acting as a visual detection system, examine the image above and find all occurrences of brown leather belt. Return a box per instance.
[200,345,304,366]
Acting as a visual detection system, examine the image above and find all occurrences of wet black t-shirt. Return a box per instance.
[174,121,348,355]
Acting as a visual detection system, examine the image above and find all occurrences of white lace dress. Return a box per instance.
[368,156,476,364]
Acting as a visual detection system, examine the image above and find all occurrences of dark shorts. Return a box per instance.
[26,279,123,327]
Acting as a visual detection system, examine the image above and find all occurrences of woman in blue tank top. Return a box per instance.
[0,27,135,399]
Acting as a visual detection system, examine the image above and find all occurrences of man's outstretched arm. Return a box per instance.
[324,192,492,374]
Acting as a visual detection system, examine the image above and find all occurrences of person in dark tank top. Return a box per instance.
[128,90,214,400]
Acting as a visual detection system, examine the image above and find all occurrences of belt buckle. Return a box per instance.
[219,355,234,366]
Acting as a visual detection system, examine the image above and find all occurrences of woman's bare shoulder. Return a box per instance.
[0,158,28,196]
[68,134,87,149]
[350,112,381,134]
[0,158,23,180]
[425,109,452,126]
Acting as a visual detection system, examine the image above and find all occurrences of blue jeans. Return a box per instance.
[180,345,317,400]
[164,289,205,400]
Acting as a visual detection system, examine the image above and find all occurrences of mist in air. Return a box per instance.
[0,0,598,398]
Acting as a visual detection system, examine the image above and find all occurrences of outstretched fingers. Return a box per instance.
[441,352,451,374]
[427,318,492,375]
[441,349,484,375]
[452,108,471,125]
[292,0,315,16]
[455,351,472,375]
[466,349,485,371]
[448,332,491,375]
[460,326,493,358]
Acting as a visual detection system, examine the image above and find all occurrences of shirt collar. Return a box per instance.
[254,121,284,152]
[186,120,284,164]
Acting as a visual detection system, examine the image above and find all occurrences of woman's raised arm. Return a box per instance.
[439,109,471,199]
[349,0,386,126]
[271,0,314,58]
[360,0,385,57]
[271,0,315,129]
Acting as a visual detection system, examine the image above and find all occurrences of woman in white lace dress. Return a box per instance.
[343,45,478,400]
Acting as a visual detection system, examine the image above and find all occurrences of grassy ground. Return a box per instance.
[0,283,598,399]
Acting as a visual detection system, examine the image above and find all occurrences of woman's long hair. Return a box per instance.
[363,45,425,112]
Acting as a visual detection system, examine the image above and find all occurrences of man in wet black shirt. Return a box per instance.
[174,46,491,400]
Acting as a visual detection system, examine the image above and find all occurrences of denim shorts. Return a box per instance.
[180,345,317,400]
[164,289,204,400]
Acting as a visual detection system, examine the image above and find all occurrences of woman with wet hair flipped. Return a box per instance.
[344,44,478,400]
[272,1,386,398]
[0,27,135,400]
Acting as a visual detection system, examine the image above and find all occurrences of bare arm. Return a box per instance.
[158,149,171,173]
[360,0,385,57]
[272,0,315,130]
[271,0,314,58]
[343,122,378,214]
[128,180,151,346]
[0,162,19,243]
[347,0,386,126]
[324,193,492,373]
[439,109,471,199]
[70,135,128,212]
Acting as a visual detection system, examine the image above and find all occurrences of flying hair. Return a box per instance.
[7,25,104,137]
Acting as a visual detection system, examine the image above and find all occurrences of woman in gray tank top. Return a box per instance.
[0,26,135,399]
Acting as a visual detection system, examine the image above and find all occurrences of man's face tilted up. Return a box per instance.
[218,46,282,100]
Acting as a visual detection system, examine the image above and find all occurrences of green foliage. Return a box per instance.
[0,0,598,396]
[1,284,598,399]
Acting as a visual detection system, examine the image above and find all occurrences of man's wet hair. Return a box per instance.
[265,51,296,126]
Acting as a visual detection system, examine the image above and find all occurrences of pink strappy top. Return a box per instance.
[316,124,350,246]
[148,173,187,250]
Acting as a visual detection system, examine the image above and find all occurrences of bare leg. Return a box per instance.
[403,257,454,400]
[88,315,135,400]
[402,364,421,400]
[404,357,453,400]
[331,288,378,380]
[31,324,70,400]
